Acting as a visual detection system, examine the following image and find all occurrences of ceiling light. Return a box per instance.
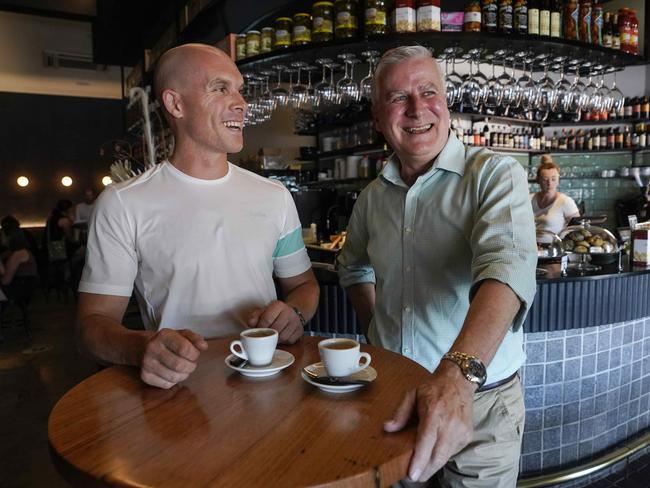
[17,176,29,187]
[61,176,73,187]
[102,176,112,186]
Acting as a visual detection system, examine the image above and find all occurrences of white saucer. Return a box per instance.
[301,362,377,393]
[225,350,295,377]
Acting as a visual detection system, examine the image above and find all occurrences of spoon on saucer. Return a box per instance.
[302,366,370,386]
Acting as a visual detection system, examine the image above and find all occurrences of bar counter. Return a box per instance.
[306,253,650,478]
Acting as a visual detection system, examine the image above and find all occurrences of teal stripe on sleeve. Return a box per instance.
[273,227,304,258]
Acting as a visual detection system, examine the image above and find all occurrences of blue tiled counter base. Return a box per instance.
[519,318,650,476]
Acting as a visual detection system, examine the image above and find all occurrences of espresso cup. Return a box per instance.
[318,338,371,378]
[230,328,278,366]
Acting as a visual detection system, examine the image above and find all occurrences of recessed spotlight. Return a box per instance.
[61,176,73,187]
[102,176,112,186]
[17,176,29,187]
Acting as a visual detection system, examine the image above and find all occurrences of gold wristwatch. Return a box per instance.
[441,351,487,389]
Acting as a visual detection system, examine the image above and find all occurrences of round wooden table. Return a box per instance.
[48,336,431,487]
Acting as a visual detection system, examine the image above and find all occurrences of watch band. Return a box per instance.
[292,306,307,328]
[441,351,487,389]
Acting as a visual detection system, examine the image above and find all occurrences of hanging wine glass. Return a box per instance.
[443,47,464,107]
[607,66,625,114]
[359,50,380,101]
[553,58,576,114]
[483,52,504,115]
[336,53,360,104]
[313,58,334,107]
[271,64,289,107]
[289,62,309,108]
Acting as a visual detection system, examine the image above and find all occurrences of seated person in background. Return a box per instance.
[0,218,39,301]
[76,44,319,390]
[530,155,580,234]
[44,199,77,255]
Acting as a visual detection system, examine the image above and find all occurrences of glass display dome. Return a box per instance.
[559,220,619,271]
[536,229,564,263]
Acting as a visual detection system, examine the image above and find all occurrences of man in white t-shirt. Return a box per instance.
[75,188,97,223]
[76,44,319,389]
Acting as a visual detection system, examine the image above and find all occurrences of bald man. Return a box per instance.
[76,44,319,389]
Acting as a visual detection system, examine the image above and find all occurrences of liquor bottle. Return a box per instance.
[585,130,592,151]
[539,0,550,35]
[567,129,576,150]
[591,2,603,45]
[642,96,649,119]
[603,128,611,150]
[551,131,559,150]
[514,0,528,34]
[602,12,613,47]
[482,0,498,32]
[550,0,561,37]
[614,127,623,149]
[528,0,539,35]
[611,13,621,50]
[499,0,514,34]
[631,126,639,150]
[633,96,641,119]
[623,126,631,149]
[483,124,490,146]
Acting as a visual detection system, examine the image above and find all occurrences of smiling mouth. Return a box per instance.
[403,124,433,134]
[223,121,243,131]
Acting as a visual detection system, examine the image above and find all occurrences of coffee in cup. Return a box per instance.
[318,338,371,377]
[230,328,278,366]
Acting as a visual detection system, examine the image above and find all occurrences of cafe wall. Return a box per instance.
[0,11,124,226]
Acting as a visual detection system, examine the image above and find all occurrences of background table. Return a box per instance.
[49,336,432,487]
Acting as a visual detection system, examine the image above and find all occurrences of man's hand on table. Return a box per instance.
[383,360,476,482]
[140,329,208,389]
[247,300,304,344]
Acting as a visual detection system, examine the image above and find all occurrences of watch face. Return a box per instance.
[466,359,487,384]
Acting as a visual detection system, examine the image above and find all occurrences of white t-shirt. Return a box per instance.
[79,161,311,338]
[529,192,580,234]
[75,202,94,223]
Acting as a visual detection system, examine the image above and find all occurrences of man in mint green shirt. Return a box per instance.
[338,46,537,487]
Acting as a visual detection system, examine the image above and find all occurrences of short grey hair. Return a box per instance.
[371,45,444,106]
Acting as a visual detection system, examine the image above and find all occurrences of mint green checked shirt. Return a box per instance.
[338,132,537,383]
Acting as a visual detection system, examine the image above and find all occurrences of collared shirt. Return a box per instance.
[338,132,537,383]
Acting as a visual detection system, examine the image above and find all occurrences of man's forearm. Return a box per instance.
[344,283,375,337]
[448,279,521,366]
[76,314,151,367]
[284,279,320,321]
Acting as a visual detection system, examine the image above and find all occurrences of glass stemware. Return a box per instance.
[443,47,464,108]
[553,59,576,114]
[607,67,625,114]
[336,54,360,104]
[483,52,504,114]
[289,62,309,108]
[271,64,289,107]
[459,51,482,110]
[535,57,558,120]
[359,50,380,101]
[314,58,334,107]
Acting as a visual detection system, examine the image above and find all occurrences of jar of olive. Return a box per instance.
[335,0,359,39]
[260,27,275,53]
[463,0,481,32]
[274,17,293,48]
[293,13,312,45]
[312,1,334,42]
[235,34,247,60]
[365,0,388,35]
[245,30,261,57]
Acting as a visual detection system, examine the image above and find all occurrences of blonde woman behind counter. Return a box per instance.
[530,155,580,234]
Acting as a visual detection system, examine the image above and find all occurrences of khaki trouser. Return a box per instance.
[395,375,525,488]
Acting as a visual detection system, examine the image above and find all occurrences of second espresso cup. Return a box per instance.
[230,328,278,366]
[318,338,371,378]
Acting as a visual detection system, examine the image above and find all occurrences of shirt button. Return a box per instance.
[403,306,410,312]
[406,266,411,272]
[405,227,412,233]
[404,347,411,354]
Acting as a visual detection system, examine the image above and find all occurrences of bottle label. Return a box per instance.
[464,11,481,24]
[275,29,290,45]
[483,4,497,28]
[620,27,631,45]
[395,7,416,32]
[631,29,639,50]
[336,12,356,29]
[603,33,612,47]
[313,17,333,34]
[293,25,311,42]
[539,10,550,35]
[261,35,273,52]
[550,11,560,37]
[528,8,539,34]
[417,5,440,31]
[499,5,513,30]
[365,8,387,26]
[613,35,621,50]
[571,7,579,40]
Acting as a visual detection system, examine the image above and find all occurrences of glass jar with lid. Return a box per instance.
[274,17,293,48]
[293,13,312,45]
[463,0,481,32]
[312,1,334,42]
[365,0,388,35]
[235,34,247,60]
[260,27,275,53]
[417,0,441,32]
[393,0,416,33]
[245,30,261,58]
[334,0,359,39]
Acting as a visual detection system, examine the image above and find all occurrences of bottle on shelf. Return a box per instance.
[550,0,561,38]
[499,0,514,34]
[623,126,631,149]
[514,0,528,34]
[614,127,622,149]
[618,8,631,53]
[393,0,416,33]
[631,127,640,150]
[602,11,612,47]
[578,0,592,43]
[591,128,599,149]
[483,123,490,146]
[591,2,603,45]
[538,0,550,36]
[639,124,647,148]
[464,0,482,32]
[629,9,639,55]
[611,13,621,50]
[482,0,498,33]
[564,0,578,40]
[642,97,649,119]
[551,131,559,150]
[633,96,641,119]
[603,127,610,150]
[585,130,593,151]
[528,0,539,35]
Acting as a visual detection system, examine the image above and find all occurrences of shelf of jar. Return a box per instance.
[236,31,647,72]
[544,118,650,127]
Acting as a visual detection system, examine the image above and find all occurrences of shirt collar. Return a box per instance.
[380,131,466,187]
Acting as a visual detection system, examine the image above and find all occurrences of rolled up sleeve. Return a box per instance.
[470,156,537,330]
[337,192,376,288]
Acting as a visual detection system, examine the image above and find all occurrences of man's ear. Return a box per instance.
[162,89,183,119]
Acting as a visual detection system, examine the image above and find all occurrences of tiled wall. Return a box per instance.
[526,152,644,230]
[520,317,650,477]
